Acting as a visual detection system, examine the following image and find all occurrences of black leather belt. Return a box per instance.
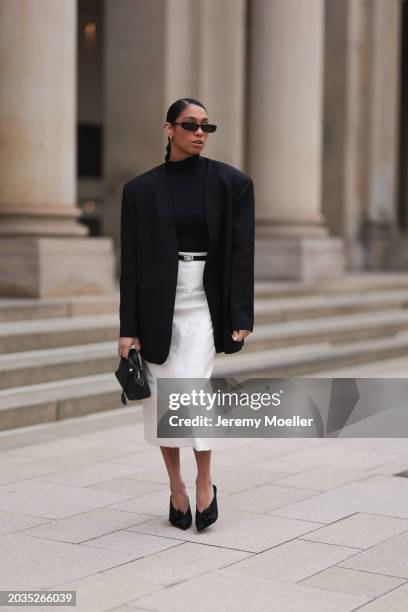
[178,254,207,261]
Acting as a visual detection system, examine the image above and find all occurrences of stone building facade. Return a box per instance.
[0,0,407,296]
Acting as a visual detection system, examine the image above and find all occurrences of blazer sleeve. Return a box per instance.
[119,184,140,338]
[229,177,255,332]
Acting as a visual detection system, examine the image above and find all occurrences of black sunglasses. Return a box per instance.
[172,121,217,133]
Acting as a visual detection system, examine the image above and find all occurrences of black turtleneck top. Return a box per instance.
[164,153,209,252]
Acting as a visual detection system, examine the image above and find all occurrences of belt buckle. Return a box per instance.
[183,255,193,261]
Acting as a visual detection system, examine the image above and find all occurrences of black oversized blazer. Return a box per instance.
[119,155,255,365]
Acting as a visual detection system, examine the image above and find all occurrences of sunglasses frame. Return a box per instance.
[171,121,217,133]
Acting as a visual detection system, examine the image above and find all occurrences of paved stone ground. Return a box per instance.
[2,359,408,611]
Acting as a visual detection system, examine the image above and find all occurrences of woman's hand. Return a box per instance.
[231,330,251,342]
[118,336,141,358]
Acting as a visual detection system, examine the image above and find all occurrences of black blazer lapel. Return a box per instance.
[148,166,178,257]
[204,158,221,261]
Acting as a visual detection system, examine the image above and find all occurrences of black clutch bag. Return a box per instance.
[115,347,151,405]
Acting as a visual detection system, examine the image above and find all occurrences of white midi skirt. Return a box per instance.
[141,251,216,451]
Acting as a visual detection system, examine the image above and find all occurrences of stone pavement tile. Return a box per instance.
[212,444,283,467]
[128,508,320,553]
[251,446,398,474]
[43,542,250,612]
[173,462,288,493]
[96,440,148,454]
[70,429,145,449]
[332,438,404,452]
[300,566,404,599]
[22,508,152,543]
[353,582,408,611]
[0,446,38,459]
[1,437,107,459]
[273,466,372,492]
[0,451,34,468]
[0,510,50,535]
[227,538,358,583]
[128,462,287,493]
[360,457,408,478]
[107,485,229,517]
[301,512,408,549]
[109,606,147,612]
[109,448,175,469]
[212,438,325,466]
[81,529,188,558]
[339,531,408,578]
[204,437,258,451]
[269,479,408,523]
[363,474,408,487]
[88,477,166,498]
[52,445,142,465]
[379,438,408,454]
[109,606,149,612]
[221,483,318,513]
[133,563,368,612]
[0,447,137,486]
[0,480,130,519]
[123,466,169,486]
[0,532,160,591]
[34,462,144,487]
[35,445,136,467]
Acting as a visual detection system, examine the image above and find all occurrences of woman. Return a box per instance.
[118,98,255,531]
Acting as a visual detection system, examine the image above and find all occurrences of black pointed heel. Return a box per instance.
[195,484,218,531]
[169,494,192,530]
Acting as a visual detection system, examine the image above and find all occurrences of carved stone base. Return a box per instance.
[0,237,116,297]
[366,236,408,270]
[255,236,345,281]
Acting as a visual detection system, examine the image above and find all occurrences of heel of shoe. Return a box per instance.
[195,484,218,531]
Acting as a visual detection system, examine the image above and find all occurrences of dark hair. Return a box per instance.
[164,98,207,162]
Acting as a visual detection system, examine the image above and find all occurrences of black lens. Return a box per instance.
[181,122,198,131]
[180,122,217,133]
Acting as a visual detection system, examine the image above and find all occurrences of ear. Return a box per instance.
[164,122,173,140]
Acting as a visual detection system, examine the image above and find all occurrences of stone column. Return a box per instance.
[399,0,408,231]
[104,0,247,259]
[0,0,114,297]
[322,0,368,270]
[362,0,404,269]
[190,0,247,169]
[248,0,345,280]
[103,0,166,260]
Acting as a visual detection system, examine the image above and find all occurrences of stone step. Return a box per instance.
[0,294,120,322]
[2,331,408,431]
[0,342,117,390]
[2,308,408,390]
[0,314,118,354]
[3,289,408,354]
[214,330,408,378]
[2,272,408,322]
[255,289,408,323]
[0,372,123,431]
[254,272,408,298]
[246,308,408,350]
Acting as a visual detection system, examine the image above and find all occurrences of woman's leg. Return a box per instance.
[194,449,214,512]
[160,446,189,512]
